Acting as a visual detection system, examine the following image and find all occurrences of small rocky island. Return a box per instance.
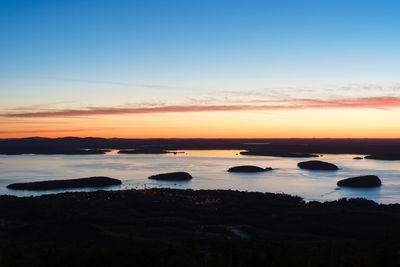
[148,172,192,181]
[227,165,272,172]
[337,175,382,188]
[7,176,122,191]
[365,154,400,160]
[297,160,338,170]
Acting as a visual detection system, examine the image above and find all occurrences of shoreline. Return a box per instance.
[0,187,392,204]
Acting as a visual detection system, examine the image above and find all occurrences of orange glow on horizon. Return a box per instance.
[1,108,400,139]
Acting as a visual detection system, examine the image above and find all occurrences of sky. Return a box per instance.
[1,0,400,138]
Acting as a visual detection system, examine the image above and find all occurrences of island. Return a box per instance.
[240,151,319,158]
[337,175,382,187]
[118,149,170,154]
[297,160,338,170]
[7,176,122,190]
[0,149,110,155]
[365,154,400,160]
[227,165,273,172]
[148,172,192,181]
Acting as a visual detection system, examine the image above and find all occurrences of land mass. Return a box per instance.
[227,165,272,172]
[365,154,400,160]
[1,137,400,157]
[0,189,399,266]
[297,160,339,170]
[118,149,180,154]
[148,172,192,181]
[337,175,382,188]
[240,151,319,157]
[7,177,122,190]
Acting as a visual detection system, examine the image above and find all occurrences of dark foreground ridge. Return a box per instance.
[227,165,272,172]
[1,188,400,266]
[337,175,382,188]
[7,177,122,190]
[148,172,192,181]
[297,160,339,170]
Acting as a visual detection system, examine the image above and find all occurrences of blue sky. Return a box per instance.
[1,0,400,137]
[2,0,400,87]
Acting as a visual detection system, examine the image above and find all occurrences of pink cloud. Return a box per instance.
[0,129,88,134]
[1,97,400,118]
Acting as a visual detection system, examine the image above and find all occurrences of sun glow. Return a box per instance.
[2,107,399,138]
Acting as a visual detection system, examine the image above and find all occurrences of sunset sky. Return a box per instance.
[1,0,400,138]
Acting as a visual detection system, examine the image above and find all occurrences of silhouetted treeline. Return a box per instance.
[1,189,400,266]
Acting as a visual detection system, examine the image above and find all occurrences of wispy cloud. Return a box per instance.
[218,83,400,100]
[1,96,400,118]
[0,129,88,134]
[51,78,192,90]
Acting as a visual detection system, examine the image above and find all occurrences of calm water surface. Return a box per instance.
[0,150,399,204]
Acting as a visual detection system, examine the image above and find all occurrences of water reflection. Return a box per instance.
[0,151,398,204]
[337,186,382,203]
